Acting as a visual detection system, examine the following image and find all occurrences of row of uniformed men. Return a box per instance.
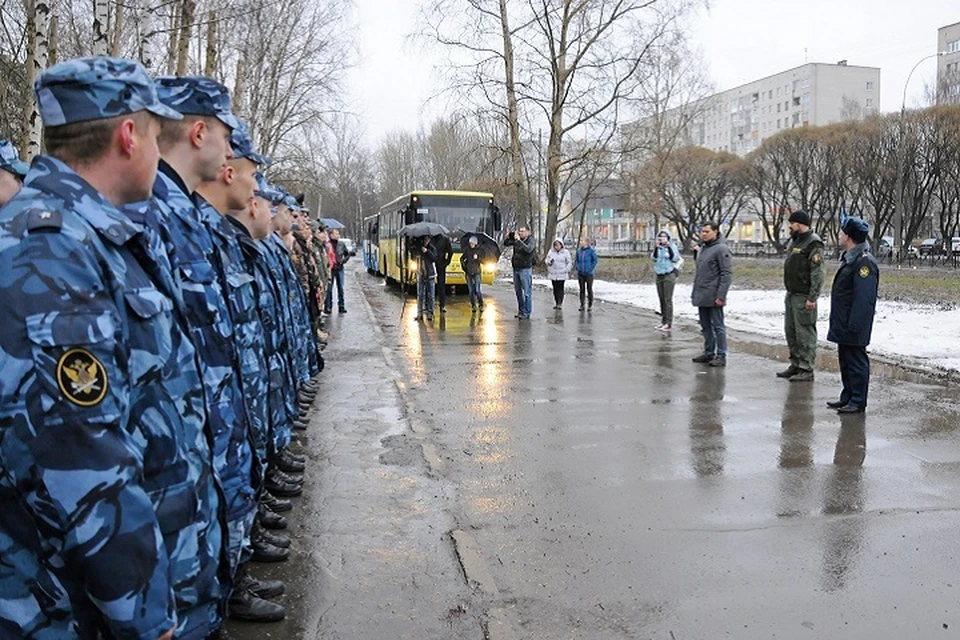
[0,56,328,639]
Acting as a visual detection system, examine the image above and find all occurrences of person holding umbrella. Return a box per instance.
[414,236,438,321]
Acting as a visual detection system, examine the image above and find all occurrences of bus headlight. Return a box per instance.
[408,259,418,272]
[481,262,496,273]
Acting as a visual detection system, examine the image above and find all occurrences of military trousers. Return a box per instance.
[784,292,818,372]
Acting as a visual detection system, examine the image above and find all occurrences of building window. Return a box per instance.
[801,93,810,105]
[866,98,874,108]
[777,118,781,128]
[777,103,781,113]
[768,90,773,99]
[949,39,960,53]
[784,101,790,110]
[865,81,875,91]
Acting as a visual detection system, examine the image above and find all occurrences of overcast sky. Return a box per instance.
[345,0,959,145]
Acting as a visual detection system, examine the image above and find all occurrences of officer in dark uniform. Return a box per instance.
[777,210,824,382]
[827,217,879,414]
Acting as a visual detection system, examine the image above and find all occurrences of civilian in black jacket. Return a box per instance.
[504,225,535,318]
[433,234,453,312]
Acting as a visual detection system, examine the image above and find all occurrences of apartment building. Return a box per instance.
[938,21,960,104]
[684,62,880,157]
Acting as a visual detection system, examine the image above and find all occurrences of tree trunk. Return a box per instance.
[204,10,216,76]
[498,0,528,228]
[23,0,50,161]
[110,0,124,57]
[233,54,246,115]
[92,0,109,56]
[21,0,36,156]
[176,0,195,75]
[48,13,58,67]
[167,0,182,74]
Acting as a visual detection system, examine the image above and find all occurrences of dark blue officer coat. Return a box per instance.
[827,247,879,346]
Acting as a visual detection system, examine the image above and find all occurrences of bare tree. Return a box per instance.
[21,0,50,160]
[92,0,109,55]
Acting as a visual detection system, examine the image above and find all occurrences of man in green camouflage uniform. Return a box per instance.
[777,210,824,382]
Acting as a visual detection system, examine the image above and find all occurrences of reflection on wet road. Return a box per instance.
[370,277,960,639]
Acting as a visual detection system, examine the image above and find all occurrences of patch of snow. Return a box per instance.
[532,277,960,375]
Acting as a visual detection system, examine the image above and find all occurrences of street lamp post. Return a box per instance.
[896,52,944,264]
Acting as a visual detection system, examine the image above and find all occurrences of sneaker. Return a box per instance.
[708,356,726,367]
[414,314,422,321]
[776,365,799,378]
[788,370,814,382]
[578,306,585,311]
[657,324,671,332]
[471,305,477,312]
[426,314,434,321]
[440,307,447,313]
[692,353,713,363]
[338,307,347,313]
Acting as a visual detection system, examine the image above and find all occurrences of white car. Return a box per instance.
[341,237,356,256]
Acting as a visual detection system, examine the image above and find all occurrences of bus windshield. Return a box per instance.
[413,195,494,248]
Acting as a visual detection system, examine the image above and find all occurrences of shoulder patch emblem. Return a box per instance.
[57,349,108,407]
[858,266,870,278]
[812,253,821,263]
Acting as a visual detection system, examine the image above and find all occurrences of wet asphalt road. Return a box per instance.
[228,265,960,639]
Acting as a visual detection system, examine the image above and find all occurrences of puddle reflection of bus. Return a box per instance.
[363,190,501,289]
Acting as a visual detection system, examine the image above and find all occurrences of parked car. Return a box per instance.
[952,237,960,256]
[918,238,943,256]
[876,236,895,258]
[341,237,357,256]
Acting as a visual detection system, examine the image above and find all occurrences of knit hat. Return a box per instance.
[841,217,869,244]
[788,210,811,226]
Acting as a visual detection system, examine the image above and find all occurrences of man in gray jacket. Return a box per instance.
[691,221,732,367]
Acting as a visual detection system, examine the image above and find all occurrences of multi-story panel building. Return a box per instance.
[938,21,960,105]
[683,61,880,157]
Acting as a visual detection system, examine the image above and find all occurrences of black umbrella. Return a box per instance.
[459,232,501,260]
[399,221,450,238]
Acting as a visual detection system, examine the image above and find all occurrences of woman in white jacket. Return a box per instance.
[545,238,573,309]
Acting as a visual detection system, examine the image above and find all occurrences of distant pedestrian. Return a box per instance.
[504,225,535,319]
[415,236,437,322]
[777,210,824,382]
[460,235,485,311]
[652,229,682,331]
[0,140,28,206]
[575,237,598,311]
[434,233,453,313]
[546,238,572,309]
[826,217,879,414]
[324,228,350,313]
[691,222,732,367]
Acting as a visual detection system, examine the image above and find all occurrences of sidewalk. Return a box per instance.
[225,265,482,639]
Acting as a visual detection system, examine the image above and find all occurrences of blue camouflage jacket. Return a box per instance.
[226,218,286,459]
[259,236,298,451]
[0,156,216,639]
[200,201,268,479]
[153,165,256,527]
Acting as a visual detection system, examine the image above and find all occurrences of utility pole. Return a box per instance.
[896,52,944,264]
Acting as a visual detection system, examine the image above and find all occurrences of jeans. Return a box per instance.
[578,273,594,308]
[417,277,435,317]
[656,270,677,324]
[466,273,483,307]
[513,268,532,316]
[324,268,345,311]
[698,306,727,357]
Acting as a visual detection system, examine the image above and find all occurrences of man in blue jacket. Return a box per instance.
[827,217,879,414]
[575,237,598,311]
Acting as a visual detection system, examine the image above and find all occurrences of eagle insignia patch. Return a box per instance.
[858,266,870,278]
[56,349,108,407]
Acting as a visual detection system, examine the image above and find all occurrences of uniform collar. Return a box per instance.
[24,155,141,245]
[842,241,869,264]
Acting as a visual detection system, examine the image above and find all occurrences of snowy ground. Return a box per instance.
[526,276,960,376]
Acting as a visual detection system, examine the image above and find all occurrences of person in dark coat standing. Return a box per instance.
[691,221,732,367]
[433,233,453,313]
[575,237,598,311]
[777,210,825,382]
[504,225,536,318]
[460,235,485,311]
[827,217,879,414]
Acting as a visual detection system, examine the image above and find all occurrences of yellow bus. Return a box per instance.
[363,190,501,286]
